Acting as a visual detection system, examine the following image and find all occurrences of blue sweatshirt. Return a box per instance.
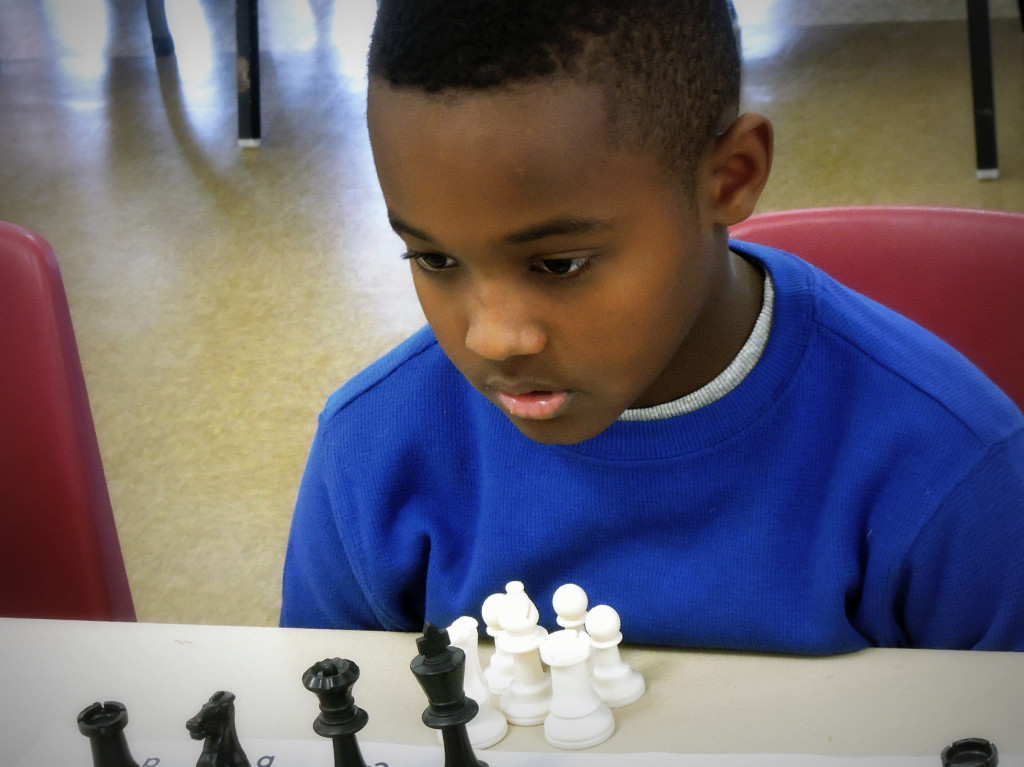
[281,243,1024,653]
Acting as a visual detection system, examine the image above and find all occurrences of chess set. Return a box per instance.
[67,580,1005,767]
[76,582,650,767]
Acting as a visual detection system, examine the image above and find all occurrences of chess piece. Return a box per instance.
[539,629,615,750]
[411,623,489,767]
[302,658,370,767]
[552,583,589,630]
[78,701,140,767]
[496,581,551,726]
[941,738,999,767]
[186,691,251,767]
[553,583,596,674]
[446,616,508,748]
[585,604,646,708]
[480,591,514,696]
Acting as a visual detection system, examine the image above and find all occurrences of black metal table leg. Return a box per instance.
[236,0,262,147]
[966,0,998,179]
[145,0,174,57]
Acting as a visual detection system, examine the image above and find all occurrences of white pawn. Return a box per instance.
[481,591,515,696]
[496,581,551,726]
[585,604,646,708]
[445,616,508,749]
[553,583,595,674]
[539,629,615,750]
[552,583,589,630]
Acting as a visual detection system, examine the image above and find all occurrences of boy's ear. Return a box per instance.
[704,113,774,227]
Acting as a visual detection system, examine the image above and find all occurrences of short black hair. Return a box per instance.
[368,0,741,184]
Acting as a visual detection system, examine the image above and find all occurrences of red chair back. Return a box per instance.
[730,206,1024,411]
[0,221,135,620]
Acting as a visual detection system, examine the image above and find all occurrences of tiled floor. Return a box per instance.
[1,0,1022,626]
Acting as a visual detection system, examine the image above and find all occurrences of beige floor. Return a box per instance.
[1,0,1022,627]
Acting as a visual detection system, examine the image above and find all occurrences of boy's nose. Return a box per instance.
[464,295,546,361]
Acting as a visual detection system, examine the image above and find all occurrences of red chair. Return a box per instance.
[730,206,1024,411]
[0,221,135,621]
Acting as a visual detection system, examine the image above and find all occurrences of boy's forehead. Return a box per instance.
[366,79,669,239]
[366,78,657,201]
[368,83,617,244]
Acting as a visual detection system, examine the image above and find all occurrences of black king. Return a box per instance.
[410,623,489,767]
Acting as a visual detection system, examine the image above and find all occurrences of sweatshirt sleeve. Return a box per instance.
[897,428,1024,650]
[279,420,384,630]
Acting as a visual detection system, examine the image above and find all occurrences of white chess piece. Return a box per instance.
[481,591,515,696]
[445,616,508,748]
[539,629,615,750]
[495,581,551,725]
[552,583,589,630]
[585,604,646,708]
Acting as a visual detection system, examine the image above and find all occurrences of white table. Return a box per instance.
[2,618,1021,765]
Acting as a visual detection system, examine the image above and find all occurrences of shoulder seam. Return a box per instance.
[324,328,440,420]
[809,309,996,447]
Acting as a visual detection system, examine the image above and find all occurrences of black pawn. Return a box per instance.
[302,658,370,767]
[410,623,488,767]
[78,701,140,767]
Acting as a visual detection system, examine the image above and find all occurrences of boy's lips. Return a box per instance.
[496,389,570,420]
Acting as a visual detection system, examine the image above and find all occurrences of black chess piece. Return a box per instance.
[186,691,251,767]
[302,658,371,767]
[78,701,140,767]
[942,738,999,767]
[411,623,489,767]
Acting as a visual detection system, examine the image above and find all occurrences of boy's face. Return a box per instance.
[368,78,750,444]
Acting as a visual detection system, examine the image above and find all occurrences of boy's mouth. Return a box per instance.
[496,390,570,420]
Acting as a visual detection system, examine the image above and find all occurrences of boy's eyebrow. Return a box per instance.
[388,214,434,243]
[503,217,612,244]
[387,213,612,246]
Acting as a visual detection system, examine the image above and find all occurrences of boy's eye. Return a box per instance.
[404,251,456,271]
[535,256,591,276]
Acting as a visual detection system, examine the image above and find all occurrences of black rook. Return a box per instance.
[78,701,140,767]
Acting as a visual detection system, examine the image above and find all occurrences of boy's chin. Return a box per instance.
[505,412,613,446]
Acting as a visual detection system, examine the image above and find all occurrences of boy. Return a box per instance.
[281,0,1024,652]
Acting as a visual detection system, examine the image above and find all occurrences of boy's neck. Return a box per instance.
[630,246,765,409]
